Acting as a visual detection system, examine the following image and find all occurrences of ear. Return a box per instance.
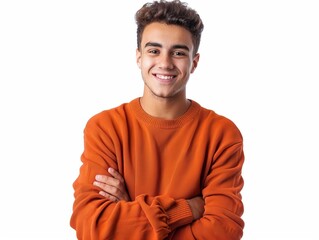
[191,53,200,73]
[136,49,142,69]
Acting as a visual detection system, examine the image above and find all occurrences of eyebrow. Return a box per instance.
[144,42,190,52]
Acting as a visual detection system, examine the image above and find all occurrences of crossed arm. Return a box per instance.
[93,167,205,220]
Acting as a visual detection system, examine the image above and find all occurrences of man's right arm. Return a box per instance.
[70,161,195,240]
[70,120,195,240]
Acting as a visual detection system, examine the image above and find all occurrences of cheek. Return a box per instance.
[140,58,154,71]
[177,62,193,75]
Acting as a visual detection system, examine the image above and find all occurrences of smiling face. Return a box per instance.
[136,22,199,102]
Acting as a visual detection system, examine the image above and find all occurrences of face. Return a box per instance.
[136,22,199,100]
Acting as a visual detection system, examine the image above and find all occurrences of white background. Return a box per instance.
[0,1,318,239]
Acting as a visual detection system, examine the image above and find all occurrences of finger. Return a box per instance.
[95,175,121,187]
[93,181,125,199]
[108,168,124,183]
[106,169,130,201]
[99,191,119,202]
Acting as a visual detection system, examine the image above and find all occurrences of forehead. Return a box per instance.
[141,22,194,50]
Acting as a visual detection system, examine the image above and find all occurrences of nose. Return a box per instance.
[158,52,174,70]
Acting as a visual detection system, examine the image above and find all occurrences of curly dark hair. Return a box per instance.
[135,0,204,55]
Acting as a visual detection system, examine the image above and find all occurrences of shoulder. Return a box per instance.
[85,99,136,130]
[195,102,243,142]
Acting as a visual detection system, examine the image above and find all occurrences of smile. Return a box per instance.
[154,74,176,80]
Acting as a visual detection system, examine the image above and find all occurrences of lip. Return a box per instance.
[152,73,177,83]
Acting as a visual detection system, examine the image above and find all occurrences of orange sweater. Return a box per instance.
[70,98,245,240]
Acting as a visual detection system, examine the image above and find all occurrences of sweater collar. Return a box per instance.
[129,97,201,129]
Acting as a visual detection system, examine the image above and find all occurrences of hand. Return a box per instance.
[187,196,204,220]
[94,168,130,202]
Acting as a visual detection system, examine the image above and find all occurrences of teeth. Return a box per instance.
[156,74,174,80]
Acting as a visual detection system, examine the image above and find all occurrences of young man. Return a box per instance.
[70,0,245,239]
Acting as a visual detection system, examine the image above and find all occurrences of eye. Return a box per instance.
[148,49,159,54]
[172,51,186,56]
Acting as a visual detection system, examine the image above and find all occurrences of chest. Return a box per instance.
[117,125,214,199]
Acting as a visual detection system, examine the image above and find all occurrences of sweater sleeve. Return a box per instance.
[169,141,245,240]
[70,118,194,240]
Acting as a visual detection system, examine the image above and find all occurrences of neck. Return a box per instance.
[140,95,191,120]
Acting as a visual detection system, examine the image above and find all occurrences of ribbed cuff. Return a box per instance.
[167,199,193,230]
